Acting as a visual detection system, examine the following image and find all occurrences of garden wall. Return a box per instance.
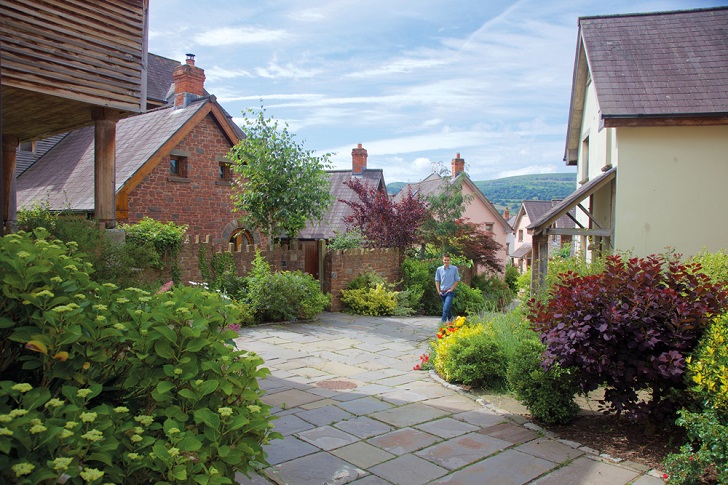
[177,237,403,313]
[325,247,404,311]
[178,235,305,283]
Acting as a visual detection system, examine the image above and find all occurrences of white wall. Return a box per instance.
[615,125,728,257]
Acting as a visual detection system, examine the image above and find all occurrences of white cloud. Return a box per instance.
[289,9,326,21]
[205,66,253,81]
[255,62,321,79]
[195,26,288,46]
[346,57,452,78]
[496,164,560,178]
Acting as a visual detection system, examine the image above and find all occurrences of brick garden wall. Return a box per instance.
[178,235,305,284]
[325,247,404,311]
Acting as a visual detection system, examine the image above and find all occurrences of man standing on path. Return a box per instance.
[435,254,460,324]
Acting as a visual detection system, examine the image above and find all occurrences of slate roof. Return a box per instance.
[16,98,231,212]
[15,134,67,176]
[522,200,575,229]
[147,54,180,107]
[580,7,728,118]
[297,170,385,240]
[511,243,532,259]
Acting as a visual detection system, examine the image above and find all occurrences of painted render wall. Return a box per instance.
[126,114,240,244]
[460,181,509,271]
[615,125,728,257]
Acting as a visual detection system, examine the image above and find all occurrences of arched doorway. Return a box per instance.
[229,228,253,251]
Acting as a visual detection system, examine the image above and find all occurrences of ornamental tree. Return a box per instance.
[341,178,429,248]
[451,219,503,274]
[228,108,333,249]
[527,254,728,424]
[418,164,473,252]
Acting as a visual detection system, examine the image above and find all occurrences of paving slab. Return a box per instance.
[262,435,318,465]
[415,417,479,439]
[478,422,540,445]
[453,408,506,427]
[261,388,324,409]
[297,425,360,451]
[270,414,315,436]
[337,396,394,415]
[530,455,641,485]
[367,427,441,455]
[369,454,448,485]
[331,441,397,469]
[415,432,511,470]
[370,402,450,427]
[515,437,585,463]
[295,404,354,426]
[265,452,366,485]
[422,394,482,413]
[334,416,393,439]
[430,449,555,485]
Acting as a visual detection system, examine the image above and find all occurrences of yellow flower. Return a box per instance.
[52,457,73,472]
[76,389,93,398]
[79,412,97,423]
[11,383,33,393]
[12,463,35,477]
[80,468,104,482]
[29,424,47,434]
[218,407,233,417]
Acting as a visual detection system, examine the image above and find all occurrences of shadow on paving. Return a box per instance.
[232,312,663,485]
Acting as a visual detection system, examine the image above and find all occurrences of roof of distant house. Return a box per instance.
[579,7,728,118]
[521,200,575,229]
[297,169,385,240]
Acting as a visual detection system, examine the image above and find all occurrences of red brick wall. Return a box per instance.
[178,236,305,284]
[325,247,403,311]
[125,114,237,243]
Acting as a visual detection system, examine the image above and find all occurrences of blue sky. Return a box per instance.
[148,0,726,183]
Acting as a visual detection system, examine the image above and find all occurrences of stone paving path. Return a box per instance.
[233,312,665,485]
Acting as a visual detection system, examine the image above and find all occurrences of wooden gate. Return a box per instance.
[301,240,319,279]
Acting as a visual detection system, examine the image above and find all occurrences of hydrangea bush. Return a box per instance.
[0,229,279,484]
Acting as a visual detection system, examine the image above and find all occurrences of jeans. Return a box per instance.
[440,291,455,323]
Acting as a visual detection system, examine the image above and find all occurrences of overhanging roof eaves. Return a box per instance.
[527,167,615,235]
[511,243,532,259]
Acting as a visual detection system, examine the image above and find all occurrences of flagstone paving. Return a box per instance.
[233,312,666,484]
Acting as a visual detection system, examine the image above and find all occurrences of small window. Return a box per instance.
[170,155,187,178]
[518,230,523,242]
[19,141,36,153]
[219,162,233,181]
[485,223,494,233]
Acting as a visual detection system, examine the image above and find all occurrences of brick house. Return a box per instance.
[16,54,255,246]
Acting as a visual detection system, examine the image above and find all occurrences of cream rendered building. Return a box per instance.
[528,7,728,289]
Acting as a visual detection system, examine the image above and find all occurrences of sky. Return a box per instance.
[148,0,726,183]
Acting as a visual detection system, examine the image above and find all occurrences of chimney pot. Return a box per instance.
[451,153,465,179]
[186,53,196,65]
[352,144,368,175]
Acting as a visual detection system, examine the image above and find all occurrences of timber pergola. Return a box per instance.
[526,167,616,293]
[0,0,148,234]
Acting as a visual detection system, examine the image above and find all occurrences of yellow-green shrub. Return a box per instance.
[432,321,506,387]
[340,284,397,316]
[688,314,728,411]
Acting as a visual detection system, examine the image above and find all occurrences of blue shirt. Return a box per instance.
[435,265,460,292]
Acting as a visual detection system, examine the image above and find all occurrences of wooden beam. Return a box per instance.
[603,116,728,128]
[2,135,19,233]
[577,203,602,229]
[542,228,612,237]
[92,108,119,229]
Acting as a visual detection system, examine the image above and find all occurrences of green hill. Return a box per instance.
[387,173,577,214]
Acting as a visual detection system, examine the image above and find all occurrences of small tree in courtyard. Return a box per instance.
[452,219,503,274]
[341,178,429,248]
[229,107,333,249]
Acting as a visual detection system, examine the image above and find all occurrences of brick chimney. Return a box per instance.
[352,144,367,175]
[503,207,510,219]
[173,54,206,107]
[451,153,465,179]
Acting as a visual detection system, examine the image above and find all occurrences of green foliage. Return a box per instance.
[341,284,398,316]
[228,107,333,248]
[690,248,728,284]
[687,314,728,413]
[451,284,485,317]
[432,321,507,388]
[17,205,165,290]
[245,251,330,322]
[473,173,577,214]
[394,288,423,316]
[504,264,519,293]
[664,409,728,485]
[327,228,365,251]
[507,339,581,425]
[418,170,473,253]
[471,273,514,312]
[121,217,187,282]
[346,271,386,291]
[0,230,278,483]
[402,257,439,315]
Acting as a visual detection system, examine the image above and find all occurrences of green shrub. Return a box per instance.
[471,272,514,312]
[346,271,386,290]
[432,321,506,388]
[504,264,519,293]
[0,229,278,483]
[327,228,365,250]
[687,314,728,413]
[451,284,485,317]
[246,251,330,322]
[122,217,187,282]
[402,257,439,315]
[664,409,728,485]
[690,248,728,284]
[394,288,423,316]
[341,284,398,316]
[508,339,580,425]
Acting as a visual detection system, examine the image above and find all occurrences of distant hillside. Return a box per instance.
[387,173,577,214]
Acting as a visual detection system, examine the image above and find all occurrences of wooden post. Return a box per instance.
[530,233,549,295]
[2,135,19,234]
[318,239,326,292]
[92,108,119,229]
